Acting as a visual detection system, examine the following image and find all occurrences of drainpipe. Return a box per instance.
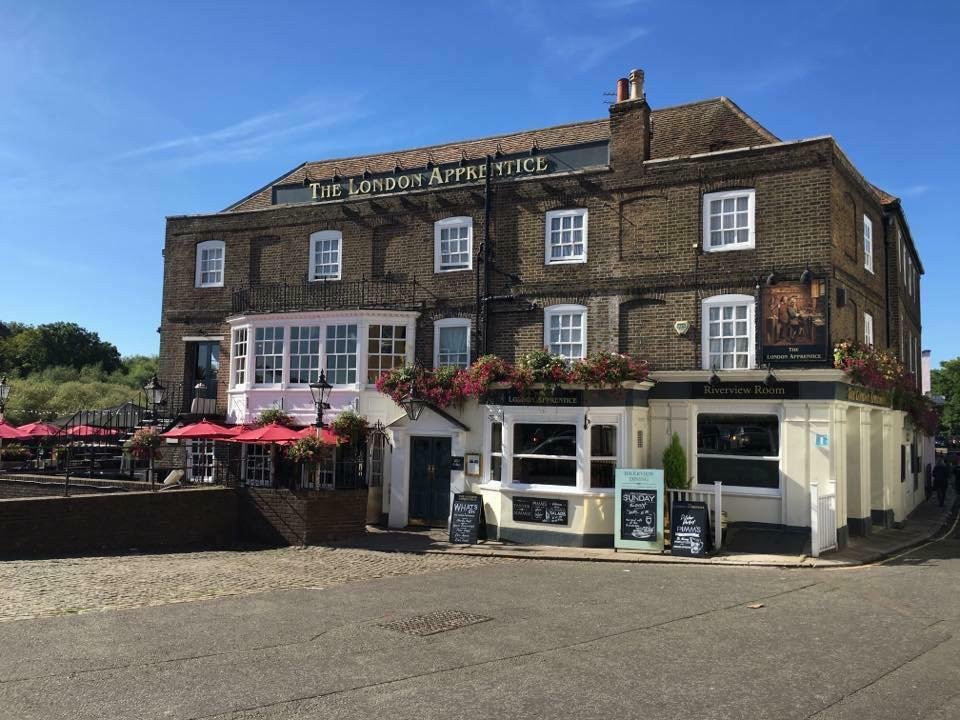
[883,212,893,349]
[481,154,492,356]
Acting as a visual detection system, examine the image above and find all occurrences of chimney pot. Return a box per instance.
[616,77,629,103]
[628,68,645,100]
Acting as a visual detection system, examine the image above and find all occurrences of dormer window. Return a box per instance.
[195,240,225,288]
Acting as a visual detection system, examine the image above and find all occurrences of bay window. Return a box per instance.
[254,327,284,385]
[231,328,247,387]
[325,323,358,385]
[512,423,578,487]
[434,318,470,368]
[702,294,755,370]
[697,413,780,492]
[289,326,322,384]
[702,190,755,251]
[544,304,586,359]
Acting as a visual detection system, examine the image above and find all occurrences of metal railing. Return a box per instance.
[232,278,421,315]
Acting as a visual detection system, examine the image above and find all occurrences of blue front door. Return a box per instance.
[409,436,452,526]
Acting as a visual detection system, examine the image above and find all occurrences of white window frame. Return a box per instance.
[195,240,225,288]
[544,304,587,360]
[231,327,248,389]
[544,208,588,265]
[242,444,273,487]
[433,318,471,369]
[433,216,473,273]
[366,323,411,384]
[325,323,359,386]
[693,406,783,498]
[253,326,285,387]
[702,189,756,252]
[308,230,342,281]
[864,312,874,346]
[187,439,217,484]
[288,325,323,385]
[701,294,756,370]
[863,215,874,274]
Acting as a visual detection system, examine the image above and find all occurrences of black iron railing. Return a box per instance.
[232,278,421,315]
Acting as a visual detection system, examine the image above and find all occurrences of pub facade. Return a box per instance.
[158,69,925,549]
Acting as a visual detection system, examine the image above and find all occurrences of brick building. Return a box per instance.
[159,69,924,548]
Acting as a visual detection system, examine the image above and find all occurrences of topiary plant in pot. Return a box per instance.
[663,432,688,489]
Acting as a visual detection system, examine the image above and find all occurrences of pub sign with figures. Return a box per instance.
[760,279,829,364]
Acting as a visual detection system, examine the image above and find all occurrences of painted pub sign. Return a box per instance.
[760,279,829,364]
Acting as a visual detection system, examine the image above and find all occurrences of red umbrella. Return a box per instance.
[162,420,236,440]
[296,426,340,445]
[16,421,59,438]
[69,425,120,437]
[0,420,24,440]
[230,422,304,445]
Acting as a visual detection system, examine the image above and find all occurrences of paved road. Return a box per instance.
[2,524,960,720]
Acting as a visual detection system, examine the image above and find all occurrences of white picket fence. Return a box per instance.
[810,482,838,557]
[666,481,723,551]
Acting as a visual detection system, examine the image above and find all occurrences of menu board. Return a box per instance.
[512,496,568,525]
[614,469,665,552]
[670,500,712,557]
[449,493,485,544]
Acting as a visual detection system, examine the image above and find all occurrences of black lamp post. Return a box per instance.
[142,375,166,490]
[399,387,428,421]
[0,376,9,420]
[308,370,333,428]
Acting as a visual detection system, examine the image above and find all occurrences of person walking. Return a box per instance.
[932,457,950,508]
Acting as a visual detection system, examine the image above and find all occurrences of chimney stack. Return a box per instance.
[628,68,645,101]
[616,77,629,103]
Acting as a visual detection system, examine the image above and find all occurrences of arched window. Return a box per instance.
[309,230,342,281]
[434,217,473,273]
[195,240,225,288]
[701,294,755,370]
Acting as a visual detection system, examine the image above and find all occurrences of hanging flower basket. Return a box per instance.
[287,434,334,464]
[256,408,294,427]
[124,427,163,461]
[331,410,369,446]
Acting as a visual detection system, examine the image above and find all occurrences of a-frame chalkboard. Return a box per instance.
[449,493,487,544]
[669,499,713,557]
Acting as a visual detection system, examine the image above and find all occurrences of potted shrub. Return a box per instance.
[662,432,688,489]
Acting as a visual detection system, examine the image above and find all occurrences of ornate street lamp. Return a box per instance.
[0,376,9,419]
[399,387,428,421]
[143,375,166,424]
[308,370,333,428]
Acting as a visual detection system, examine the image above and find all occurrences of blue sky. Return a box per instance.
[1,1,957,365]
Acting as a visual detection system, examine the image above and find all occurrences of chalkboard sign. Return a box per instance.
[512,496,568,525]
[614,469,664,552]
[620,488,659,542]
[449,493,485,544]
[670,500,713,557]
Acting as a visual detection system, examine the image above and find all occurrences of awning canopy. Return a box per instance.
[162,420,237,440]
[0,420,24,440]
[15,421,59,438]
[296,426,340,445]
[230,422,304,445]
[69,425,121,437]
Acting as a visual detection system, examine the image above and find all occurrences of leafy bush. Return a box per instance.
[662,432,688,489]
[256,408,293,426]
[331,410,369,445]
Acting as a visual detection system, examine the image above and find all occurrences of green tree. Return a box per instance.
[662,432,688,489]
[931,358,960,434]
[0,322,121,374]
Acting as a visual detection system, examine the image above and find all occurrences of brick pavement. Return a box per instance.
[0,546,513,623]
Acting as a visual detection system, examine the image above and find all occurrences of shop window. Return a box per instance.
[289,325,322,384]
[231,328,248,387]
[863,215,874,274]
[244,444,273,487]
[434,319,470,368]
[697,414,780,491]
[864,312,874,346]
[702,295,755,370]
[325,323,357,385]
[309,230,342,280]
[589,424,617,489]
[367,324,408,383]
[544,304,586,359]
[512,423,577,487]
[490,421,503,483]
[188,439,216,483]
[434,217,473,272]
[253,326,284,385]
[195,240,225,288]
[702,190,755,252]
[545,208,588,264]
